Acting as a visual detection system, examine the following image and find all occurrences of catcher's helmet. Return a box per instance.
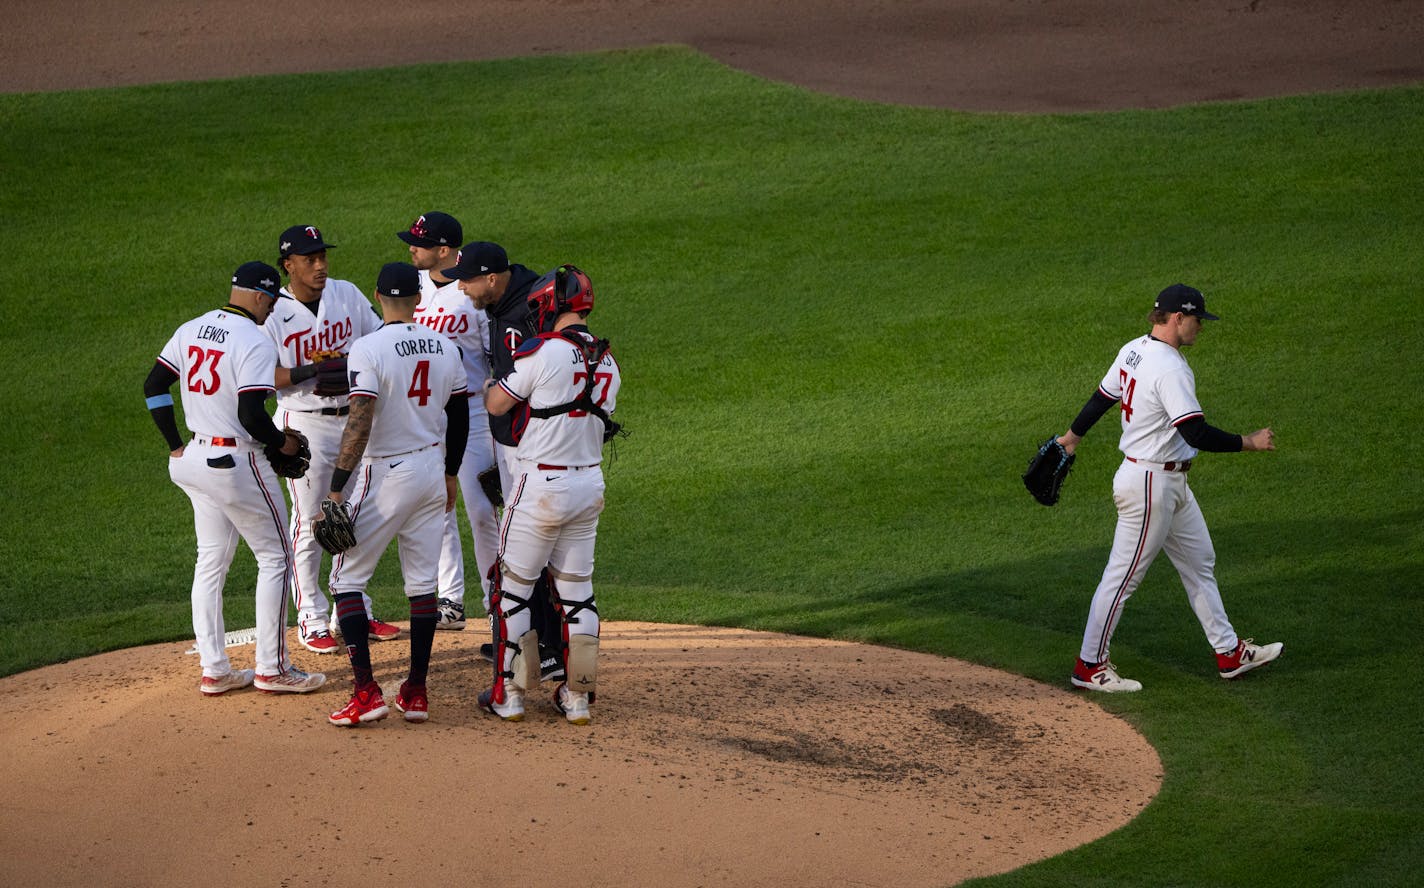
[528,264,594,332]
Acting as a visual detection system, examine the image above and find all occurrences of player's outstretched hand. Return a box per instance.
[1243,427,1275,451]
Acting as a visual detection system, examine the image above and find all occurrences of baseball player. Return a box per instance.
[321,263,469,726]
[398,212,499,630]
[263,224,402,653]
[476,273,620,724]
[143,260,325,696]
[443,241,567,683]
[1057,284,1283,692]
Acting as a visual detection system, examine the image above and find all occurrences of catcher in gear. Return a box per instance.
[1022,435,1074,505]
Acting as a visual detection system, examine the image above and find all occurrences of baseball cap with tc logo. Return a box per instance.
[398,212,463,248]
[278,225,336,259]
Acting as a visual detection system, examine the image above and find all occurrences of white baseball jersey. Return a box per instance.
[157,307,278,441]
[347,322,467,458]
[263,279,382,410]
[497,330,621,467]
[414,271,491,403]
[1098,335,1203,463]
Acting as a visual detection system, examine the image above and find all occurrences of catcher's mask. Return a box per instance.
[528,265,594,332]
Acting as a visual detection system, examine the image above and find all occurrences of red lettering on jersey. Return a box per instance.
[414,309,470,336]
[186,346,223,394]
[281,318,355,361]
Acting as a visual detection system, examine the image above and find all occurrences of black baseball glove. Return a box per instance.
[1022,436,1075,506]
[477,465,503,508]
[309,350,350,398]
[264,428,311,479]
[312,499,357,554]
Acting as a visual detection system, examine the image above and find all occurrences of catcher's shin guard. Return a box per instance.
[550,571,600,695]
[566,634,599,694]
[488,566,535,703]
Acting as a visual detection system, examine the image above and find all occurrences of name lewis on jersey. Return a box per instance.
[394,337,445,357]
[282,318,354,361]
[197,324,228,344]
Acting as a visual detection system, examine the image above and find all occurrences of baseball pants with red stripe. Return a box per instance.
[1078,460,1238,665]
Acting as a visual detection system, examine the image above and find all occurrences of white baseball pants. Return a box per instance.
[329,445,447,600]
[169,439,292,678]
[1079,459,1238,665]
[278,408,373,635]
[494,462,605,674]
[435,401,499,609]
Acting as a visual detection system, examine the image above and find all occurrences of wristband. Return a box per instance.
[290,364,318,384]
[329,467,352,494]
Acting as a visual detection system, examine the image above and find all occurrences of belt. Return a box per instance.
[195,436,238,447]
[1127,456,1192,472]
[536,463,599,471]
[299,406,350,416]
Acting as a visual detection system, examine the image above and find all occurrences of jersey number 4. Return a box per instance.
[408,360,433,405]
[1118,370,1137,422]
[186,346,224,394]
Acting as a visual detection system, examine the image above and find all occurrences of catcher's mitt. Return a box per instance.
[264,428,311,479]
[1022,436,1075,506]
[309,349,349,397]
[312,499,357,555]
[477,465,503,508]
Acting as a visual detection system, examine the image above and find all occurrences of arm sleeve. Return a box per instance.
[1175,415,1243,452]
[444,396,469,476]
[237,390,287,448]
[1069,390,1119,438]
[143,361,185,451]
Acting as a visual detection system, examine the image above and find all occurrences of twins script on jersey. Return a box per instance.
[157,308,278,441]
[1098,335,1203,463]
[413,271,490,402]
[497,330,621,467]
[347,322,467,458]
[263,279,382,411]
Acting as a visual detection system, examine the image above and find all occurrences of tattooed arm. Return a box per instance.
[326,396,375,501]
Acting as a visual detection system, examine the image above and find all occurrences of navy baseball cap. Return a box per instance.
[278,224,336,258]
[398,212,463,248]
[441,241,510,280]
[376,262,421,298]
[1155,283,1220,320]
[232,261,283,298]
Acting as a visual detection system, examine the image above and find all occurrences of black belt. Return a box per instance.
[300,406,350,416]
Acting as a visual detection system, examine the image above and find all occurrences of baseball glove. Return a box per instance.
[1022,436,1075,506]
[477,465,503,508]
[309,349,349,397]
[264,428,311,479]
[312,499,358,555]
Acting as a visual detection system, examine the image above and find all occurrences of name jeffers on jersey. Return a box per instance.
[394,337,445,357]
[282,318,355,361]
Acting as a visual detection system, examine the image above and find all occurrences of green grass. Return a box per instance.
[1,47,1422,886]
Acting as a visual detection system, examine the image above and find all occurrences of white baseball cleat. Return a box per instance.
[200,669,255,696]
[1217,638,1283,679]
[554,683,591,725]
[478,687,525,721]
[1071,658,1143,693]
[255,667,327,694]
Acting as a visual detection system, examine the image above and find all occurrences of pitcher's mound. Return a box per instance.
[0,621,1158,887]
